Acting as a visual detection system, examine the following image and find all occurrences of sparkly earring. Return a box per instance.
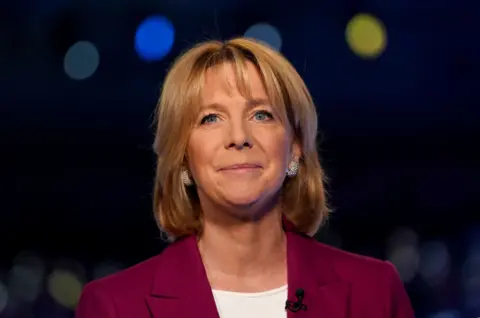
[181,169,193,186]
[286,161,299,177]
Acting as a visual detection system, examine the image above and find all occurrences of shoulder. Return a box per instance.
[78,237,190,300]
[305,238,413,316]
[296,233,405,290]
[75,253,167,318]
[313,240,394,278]
[310,238,404,286]
[80,253,164,298]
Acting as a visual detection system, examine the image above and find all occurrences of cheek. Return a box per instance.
[264,134,291,166]
[187,137,217,178]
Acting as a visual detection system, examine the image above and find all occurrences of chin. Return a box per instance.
[219,187,262,205]
[223,194,261,207]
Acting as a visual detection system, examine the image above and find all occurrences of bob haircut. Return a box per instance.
[153,37,330,240]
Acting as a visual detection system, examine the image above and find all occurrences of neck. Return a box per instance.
[198,209,287,283]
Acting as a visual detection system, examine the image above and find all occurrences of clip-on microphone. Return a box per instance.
[285,288,307,312]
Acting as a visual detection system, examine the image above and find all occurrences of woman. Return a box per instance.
[76,38,414,318]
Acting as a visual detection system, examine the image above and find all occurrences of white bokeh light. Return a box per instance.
[64,41,100,80]
[387,228,420,283]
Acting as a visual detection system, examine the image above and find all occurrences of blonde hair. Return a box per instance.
[153,37,330,240]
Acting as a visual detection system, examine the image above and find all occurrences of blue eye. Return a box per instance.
[200,113,219,125]
[253,110,273,121]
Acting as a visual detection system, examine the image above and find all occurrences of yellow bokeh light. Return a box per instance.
[47,269,83,309]
[346,13,387,59]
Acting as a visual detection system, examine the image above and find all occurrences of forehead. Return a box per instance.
[201,62,267,103]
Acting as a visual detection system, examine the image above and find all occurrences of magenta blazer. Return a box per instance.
[76,221,414,318]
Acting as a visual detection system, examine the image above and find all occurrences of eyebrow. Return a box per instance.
[201,98,270,111]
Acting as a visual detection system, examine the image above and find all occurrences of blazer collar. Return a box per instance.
[146,218,350,318]
[146,235,218,318]
[285,231,350,318]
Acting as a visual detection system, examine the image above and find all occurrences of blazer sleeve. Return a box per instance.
[384,261,415,318]
[75,282,118,318]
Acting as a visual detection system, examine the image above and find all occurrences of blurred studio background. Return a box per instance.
[1,0,479,317]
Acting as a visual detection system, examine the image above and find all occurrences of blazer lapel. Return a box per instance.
[285,222,351,318]
[145,236,220,318]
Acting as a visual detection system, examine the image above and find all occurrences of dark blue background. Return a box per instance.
[1,0,478,317]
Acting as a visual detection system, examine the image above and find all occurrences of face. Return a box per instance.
[186,62,300,219]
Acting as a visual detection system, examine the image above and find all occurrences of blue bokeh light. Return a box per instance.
[135,15,175,62]
[244,23,282,51]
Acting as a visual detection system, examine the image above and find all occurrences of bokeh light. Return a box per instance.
[244,23,282,51]
[64,41,100,80]
[7,252,45,303]
[47,269,84,309]
[387,228,420,283]
[93,261,123,280]
[428,309,462,318]
[135,15,175,61]
[462,250,480,311]
[0,281,8,315]
[418,241,450,286]
[345,13,387,59]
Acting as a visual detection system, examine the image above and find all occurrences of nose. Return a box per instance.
[225,119,253,150]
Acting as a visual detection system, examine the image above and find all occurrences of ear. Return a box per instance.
[291,140,302,162]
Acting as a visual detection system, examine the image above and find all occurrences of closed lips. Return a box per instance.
[220,164,261,170]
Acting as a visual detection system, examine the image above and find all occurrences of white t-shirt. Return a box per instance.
[212,285,288,318]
